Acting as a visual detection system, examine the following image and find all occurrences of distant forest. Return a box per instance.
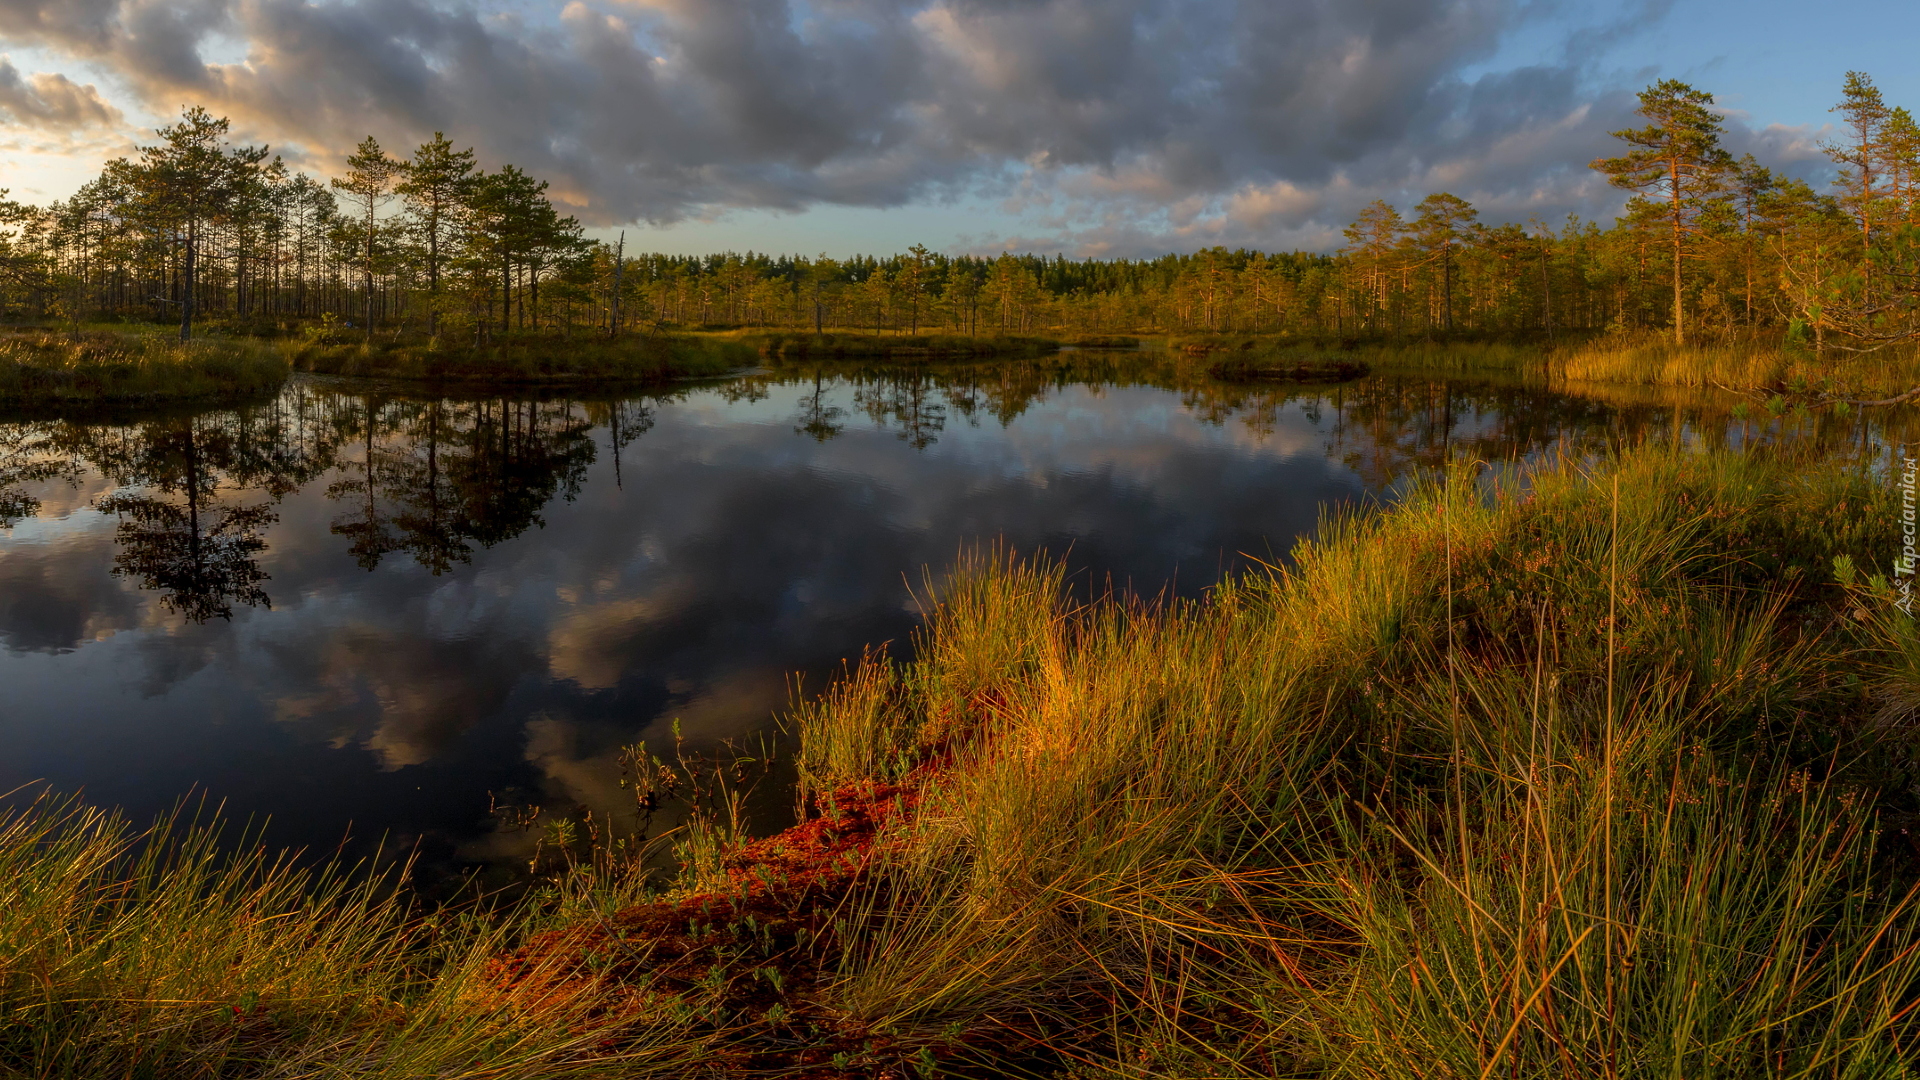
[1,73,1917,349]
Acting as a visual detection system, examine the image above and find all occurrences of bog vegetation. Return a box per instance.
[2,439,1914,1077]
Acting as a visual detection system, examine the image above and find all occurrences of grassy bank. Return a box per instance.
[288,332,755,384]
[10,442,1917,1076]
[748,331,1060,362]
[736,444,1916,1076]
[1554,334,1920,398]
[1171,330,1920,398]
[1171,332,1558,379]
[0,332,290,405]
[0,793,689,1078]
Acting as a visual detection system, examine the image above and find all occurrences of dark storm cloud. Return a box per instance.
[0,0,1796,249]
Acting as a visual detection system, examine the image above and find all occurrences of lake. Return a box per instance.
[0,361,1807,874]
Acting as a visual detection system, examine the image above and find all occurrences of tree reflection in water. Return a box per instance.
[97,491,274,622]
[80,403,338,622]
[3,360,1910,629]
[0,424,79,529]
[793,369,846,443]
[325,396,600,573]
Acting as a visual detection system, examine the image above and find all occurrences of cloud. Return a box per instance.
[0,57,121,129]
[0,0,1811,252]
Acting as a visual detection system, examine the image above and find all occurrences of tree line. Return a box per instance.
[1,72,1917,352]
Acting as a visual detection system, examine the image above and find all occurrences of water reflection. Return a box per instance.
[0,360,1903,868]
[326,399,598,574]
[92,418,284,623]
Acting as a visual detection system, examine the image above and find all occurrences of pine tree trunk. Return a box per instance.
[180,221,197,343]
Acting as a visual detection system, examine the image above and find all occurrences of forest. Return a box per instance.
[1,74,1918,355]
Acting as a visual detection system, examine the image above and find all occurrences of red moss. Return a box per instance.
[479,775,1030,1077]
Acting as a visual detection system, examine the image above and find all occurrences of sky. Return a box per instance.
[1,0,1915,259]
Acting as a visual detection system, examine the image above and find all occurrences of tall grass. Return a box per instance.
[0,791,703,1078]
[787,444,1920,1075]
[0,332,290,405]
[9,442,1913,1075]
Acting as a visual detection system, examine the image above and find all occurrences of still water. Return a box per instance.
[0,363,1738,869]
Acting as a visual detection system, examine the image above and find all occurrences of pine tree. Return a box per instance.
[1410,193,1478,332]
[1591,80,1731,345]
[129,108,268,342]
[1883,107,1920,229]
[1732,155,1777,326]
[1824,72,1892,245]
[331,137,404,341]
[397,134,476,338]
[1342,200,1403,331]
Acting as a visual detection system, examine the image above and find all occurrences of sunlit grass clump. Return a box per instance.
[782,444,1920,1075]
[0,792,719,1078]
[1552,333,1920,398]
[0,332,290,405]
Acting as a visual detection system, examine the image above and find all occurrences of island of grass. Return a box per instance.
[0,332,291,405]
[8,440,1918,1076]
[288,331,757,384]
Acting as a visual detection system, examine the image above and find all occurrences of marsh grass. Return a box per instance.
[1554,335,1920,403]
[10,441,1916,1076]
[0,791,709,1078]
[0,332,290,404]
[785,444,1920,1076]
[288,332,755,384]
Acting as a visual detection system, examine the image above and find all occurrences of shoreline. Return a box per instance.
[5,437,1914,1074]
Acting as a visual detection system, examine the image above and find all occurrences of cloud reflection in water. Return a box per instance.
[0,367,1684,865]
